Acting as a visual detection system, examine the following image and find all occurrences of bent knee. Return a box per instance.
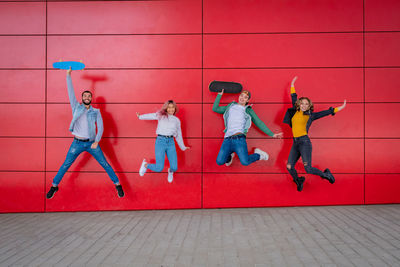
[304,163,313,173]
[239,160,250,166]
[216,159,225,166]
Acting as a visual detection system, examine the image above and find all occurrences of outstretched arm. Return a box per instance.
[313,100,346,121]
[66,67,79,111]
[248,108,283,138]
[335,100,347,112]
[137,112,158,120]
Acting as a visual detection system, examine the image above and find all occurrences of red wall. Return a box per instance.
[0,0,399,212]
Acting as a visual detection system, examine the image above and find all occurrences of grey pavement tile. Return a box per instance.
[0,205,399,267]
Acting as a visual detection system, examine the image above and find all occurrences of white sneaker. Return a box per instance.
[168,168,174,183]
[139,159,147,176]
[255,148,269,161]
[225,153,235,166]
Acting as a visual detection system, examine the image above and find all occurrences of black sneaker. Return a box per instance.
[323,169,335,184]
[46,186,58,199]
[116,185,125,198]
[293,176,305,192]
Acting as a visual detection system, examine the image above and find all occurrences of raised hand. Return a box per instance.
[337,100,347,111]
[67,67,72,76]
[136,112,140,118]
[273,132,283,139]
[218,89,224,96]
[91,142,98,149]
[291,76,298,87]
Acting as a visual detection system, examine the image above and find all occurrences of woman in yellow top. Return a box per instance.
[283,76,346,192]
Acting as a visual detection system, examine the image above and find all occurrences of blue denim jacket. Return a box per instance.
[67,75,103,142]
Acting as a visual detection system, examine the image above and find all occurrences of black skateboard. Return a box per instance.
[209,81,243,94]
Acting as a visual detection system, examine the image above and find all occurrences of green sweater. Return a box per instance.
[212,94,274,137]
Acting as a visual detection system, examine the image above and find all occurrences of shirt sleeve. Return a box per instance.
[174,118,187,151]
[212,94,228,114]
[139,113,158,120]
[67,75,79,111]
[95,110,104,142]
[248,108,274,137]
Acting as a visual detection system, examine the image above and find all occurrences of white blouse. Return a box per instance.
[139,113,187,151]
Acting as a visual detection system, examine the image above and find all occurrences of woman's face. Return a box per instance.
[300,99,310,112]
[167,103,176,115]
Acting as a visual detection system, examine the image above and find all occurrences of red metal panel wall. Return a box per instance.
[0,173,45,213]
[45,172,202,212]
[0,2,45,34]
[204,34,363,68]
[48,1,202,34]
[365,0,400,31]
[204,0,363,33]
[0,0,399,213]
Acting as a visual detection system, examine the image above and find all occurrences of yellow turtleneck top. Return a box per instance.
[290,86,339,137]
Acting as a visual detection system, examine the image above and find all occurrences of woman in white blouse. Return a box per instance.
[137,100,190,182]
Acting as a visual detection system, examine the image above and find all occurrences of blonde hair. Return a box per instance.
[295,97,314,112]
[158,99,178,117]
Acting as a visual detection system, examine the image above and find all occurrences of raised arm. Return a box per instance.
[212,89,228,114]
[66,68,79,111]
[335,100,347,112]
[290,76,298,107]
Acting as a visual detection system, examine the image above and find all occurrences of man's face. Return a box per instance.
[82,92,92,105]
[238,93,249,106]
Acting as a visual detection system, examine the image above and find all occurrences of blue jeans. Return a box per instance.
[216,134,260,166]
[52,138,120,185]
[147,136,178,172]
[287,135,327,179]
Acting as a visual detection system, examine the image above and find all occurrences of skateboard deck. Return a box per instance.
[53,61,85,70]
[209,81,243,93]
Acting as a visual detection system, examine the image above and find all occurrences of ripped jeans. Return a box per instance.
[52,138,120,186]
[286,135,328,180]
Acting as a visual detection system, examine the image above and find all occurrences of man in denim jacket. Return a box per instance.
[46,68,124,199]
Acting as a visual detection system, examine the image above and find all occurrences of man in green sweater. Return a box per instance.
[213,90,283,166]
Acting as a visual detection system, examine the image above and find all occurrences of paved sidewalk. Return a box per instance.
[0,205,399,267]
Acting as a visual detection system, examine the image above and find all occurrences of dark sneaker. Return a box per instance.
[46,186,58,199]
[323,169,335,184]
[293,176,305,192]
[116,185,125,198]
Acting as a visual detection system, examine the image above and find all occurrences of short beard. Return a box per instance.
[83,99,91,105]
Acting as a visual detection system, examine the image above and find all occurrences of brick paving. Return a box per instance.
[0,205,399,267]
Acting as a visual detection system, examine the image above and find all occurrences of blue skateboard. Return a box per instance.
[209,81,243,94]
[53,61,85,70]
